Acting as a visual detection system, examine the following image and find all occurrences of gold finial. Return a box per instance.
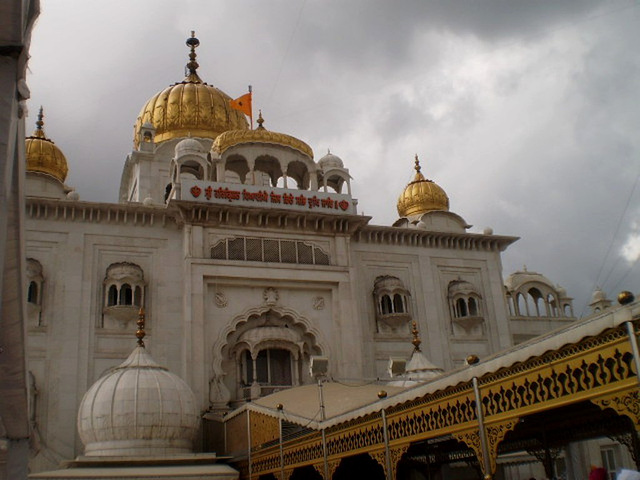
[618,290,635,305]
[185,31,201,82]
[414,154,421,174]
[33,106,46,138]
[136,308,146,347]
[256,110,265,130]
[411,321,421,352]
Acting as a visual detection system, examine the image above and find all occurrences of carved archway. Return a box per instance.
[210,305,328,408]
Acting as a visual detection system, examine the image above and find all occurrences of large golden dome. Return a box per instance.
[25,108,68,183]
[213,113,313,158]
[133,33,249,148]
[397,156,449,217]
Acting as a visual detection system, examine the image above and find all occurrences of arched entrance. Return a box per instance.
[216,307,324,406]
[290,465,323,480]
[333,453,385,480]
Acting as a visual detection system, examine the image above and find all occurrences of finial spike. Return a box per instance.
[36,106,44,129]
[31,106,46,138]
[411,321,422,352]
[414,154,421,174]
[256,110,265,130]
[136,308,146,347]
[185,31,201,81]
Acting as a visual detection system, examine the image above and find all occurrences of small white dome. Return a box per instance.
[77,346,199,457]
[318,151,344,169]
[175,137,206,157]
[405,350,443,380]
[556,284,568,298]
[591,288,607,303]
[66,190,79,201]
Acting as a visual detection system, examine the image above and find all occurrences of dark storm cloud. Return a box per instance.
[26,0,640,315]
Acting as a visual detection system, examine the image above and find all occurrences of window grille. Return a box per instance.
[211,237,330,266]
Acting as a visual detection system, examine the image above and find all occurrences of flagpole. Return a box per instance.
[248,85,253,130]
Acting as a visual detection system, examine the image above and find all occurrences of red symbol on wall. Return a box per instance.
[339,200,349,211]
[190,186,202,198]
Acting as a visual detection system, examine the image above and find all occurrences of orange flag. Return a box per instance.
[230,92,252,117]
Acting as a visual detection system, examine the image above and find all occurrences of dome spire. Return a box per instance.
[136,308,146,347]
[34,106,46,138]
[413,154,425,182]
[184,31,202,83]
[411,321,422,352]
[256,110,265,130]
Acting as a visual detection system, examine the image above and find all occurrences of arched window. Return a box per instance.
[456,298,468,317]
[393,294,404,313]
[26,258,45,327]
[107,285,118,306]
[102,262,147,328]
[381,295,392,315]
[527,288,543,316]
[27,281,39,305]
[120,284,133,305]
[373,276,412,331]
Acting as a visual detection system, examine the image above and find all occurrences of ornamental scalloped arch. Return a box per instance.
[210,304,330,380]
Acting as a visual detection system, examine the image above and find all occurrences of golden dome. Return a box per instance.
[25,107,69,183]
[213,112,313,158]
[133,32,248,148]
[397,155,449,217]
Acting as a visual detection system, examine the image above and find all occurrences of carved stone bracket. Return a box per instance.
[454,419,519,478]
[312,463,324,479]
[592,390,640,430]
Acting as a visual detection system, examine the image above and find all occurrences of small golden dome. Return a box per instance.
[213,112,313,158]
[25,107,69,183]
[133,32,248,148]
[397,155,449,217]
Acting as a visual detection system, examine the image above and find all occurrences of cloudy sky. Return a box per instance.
[27,0,640,316]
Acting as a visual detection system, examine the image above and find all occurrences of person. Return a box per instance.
[589,466,607,480]
[618,469,640,480]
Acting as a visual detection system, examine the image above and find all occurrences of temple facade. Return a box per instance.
[23,34,586,474]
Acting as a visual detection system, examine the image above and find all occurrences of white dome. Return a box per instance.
[591,288,607,303]
[77,346,199,457]
[318,151,344,169]
[405,350,443,380]
[175,137,206,157]
[556,284,568,298]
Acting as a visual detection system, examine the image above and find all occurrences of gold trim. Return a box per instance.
[369,449,387,476]
[390,445,409,479]
[454,419,518,478]
[592,389,640,430]
[213,128,314,159]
